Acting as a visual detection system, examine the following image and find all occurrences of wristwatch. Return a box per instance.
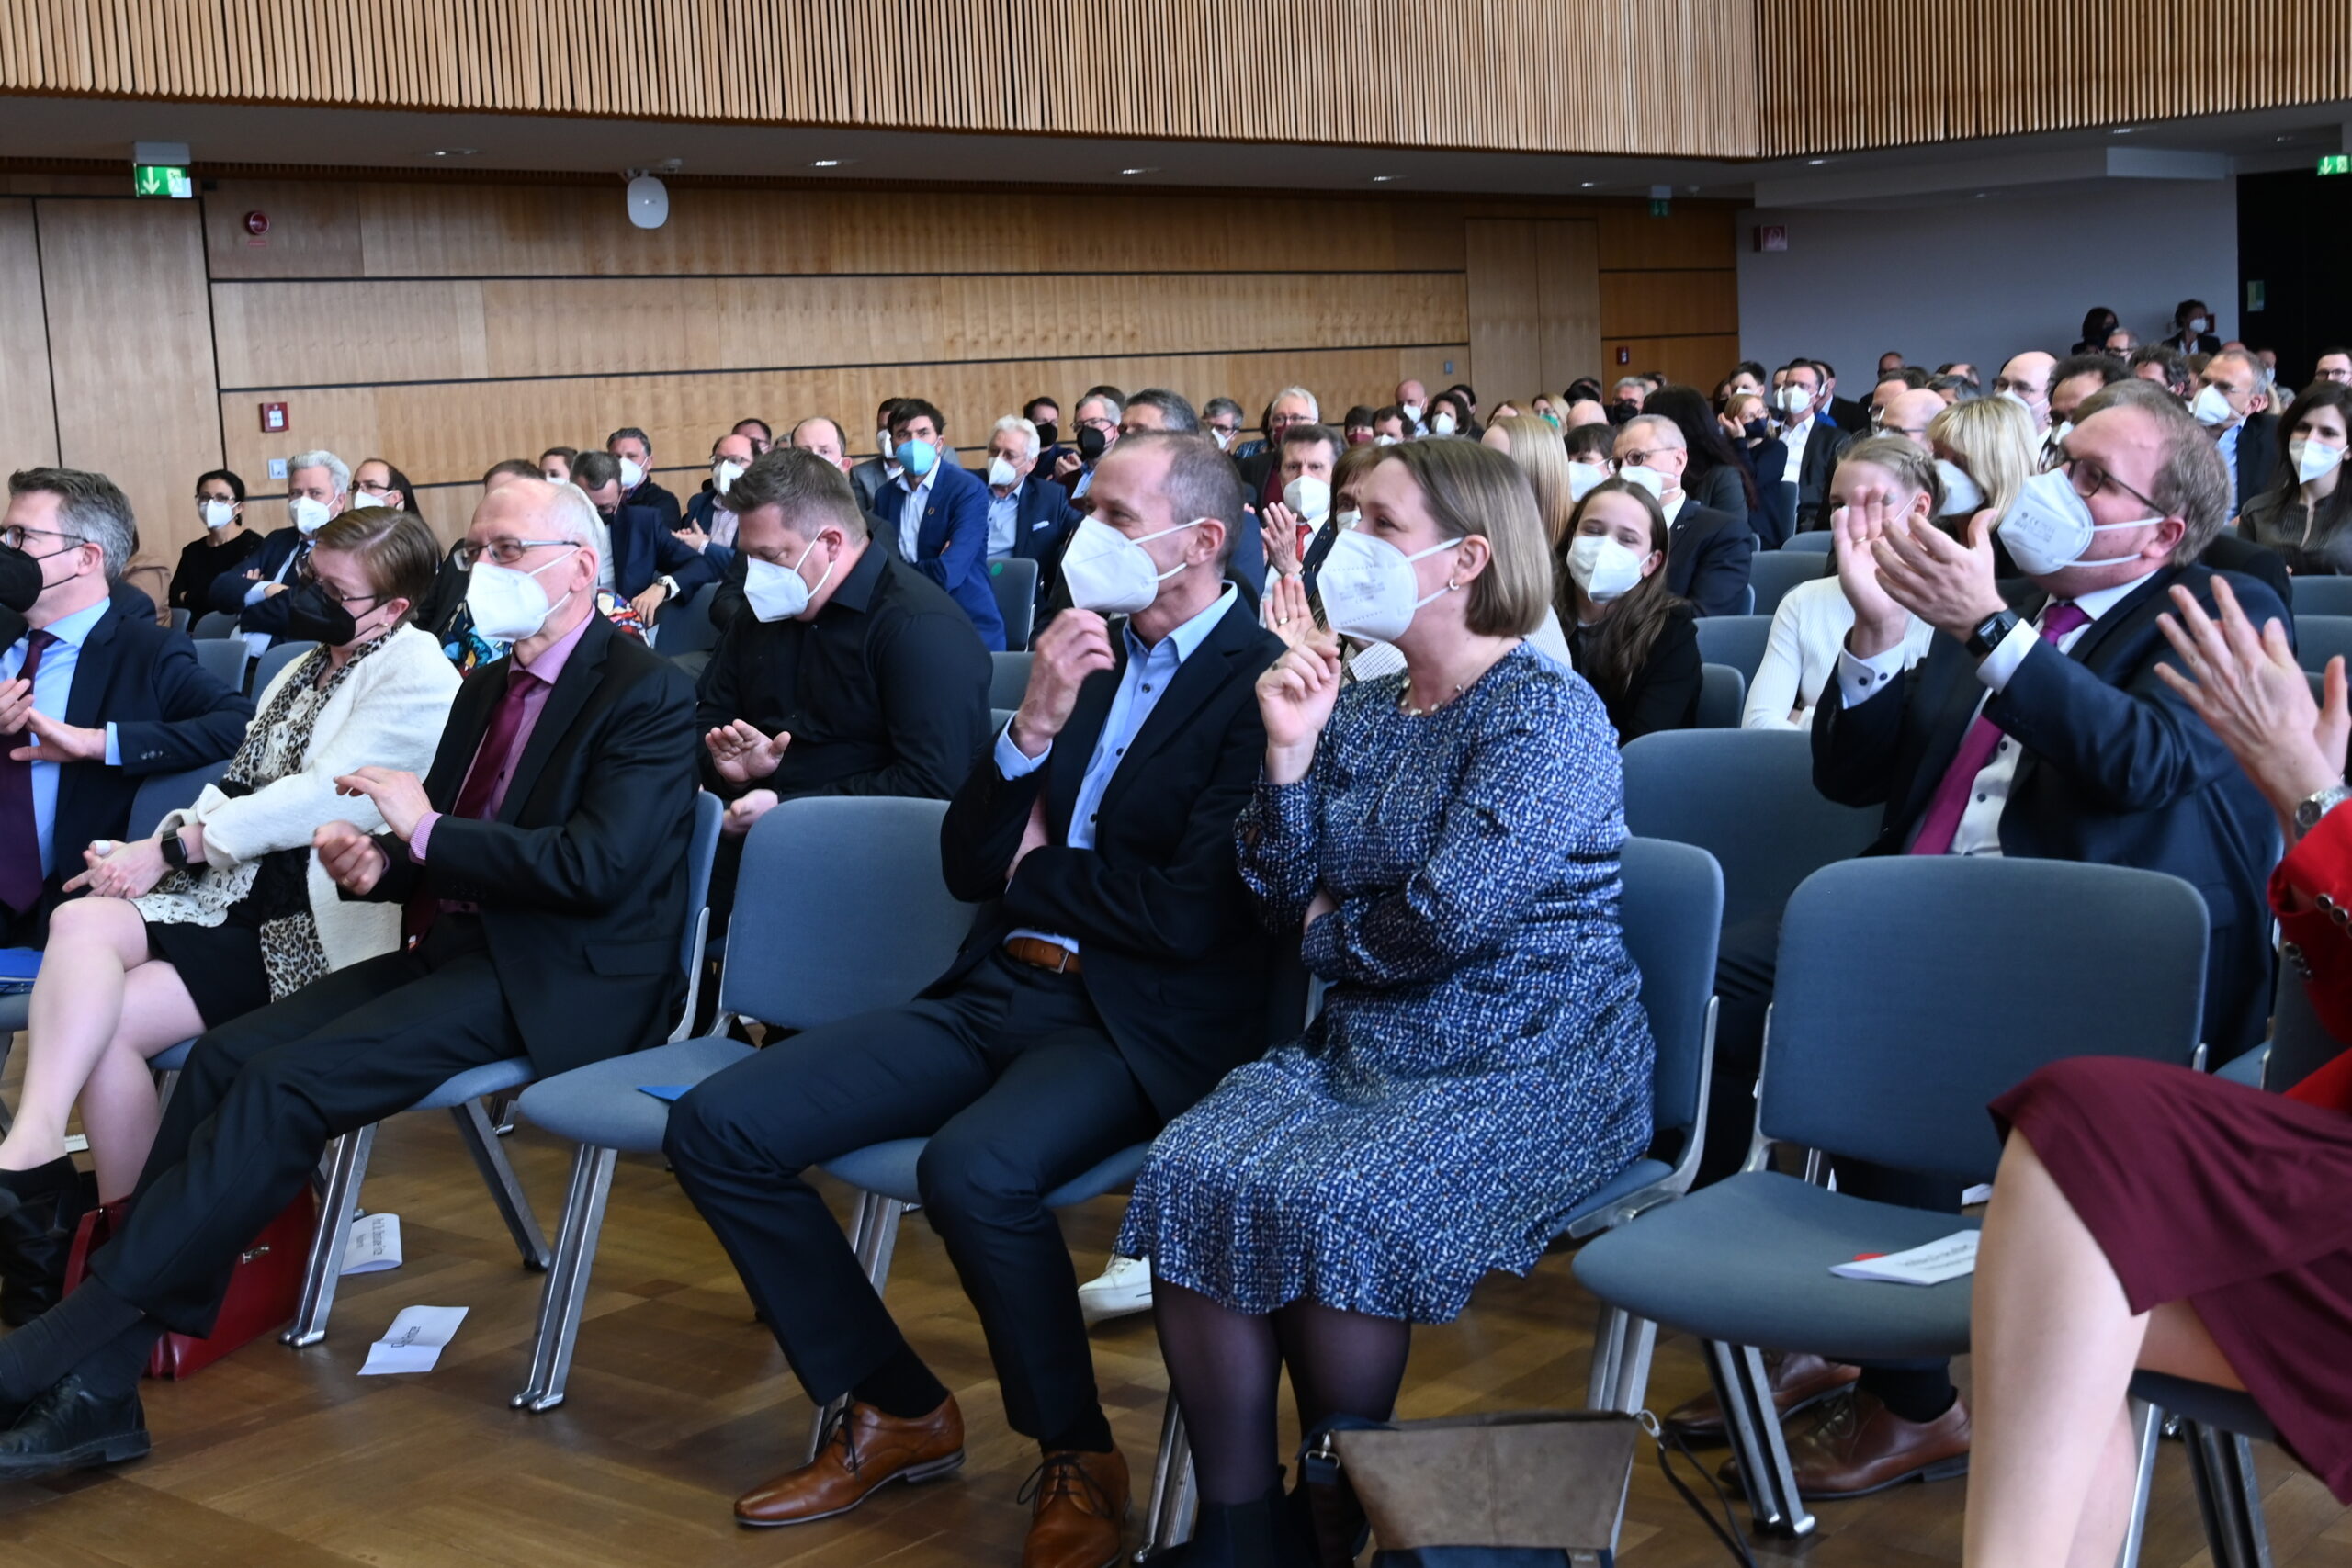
[2294,781,2352,835]
[1966,608,2021,661]
[159,829,191,871]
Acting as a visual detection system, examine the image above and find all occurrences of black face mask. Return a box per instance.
[280,581,363,647]
[0,544,41,615]
[1034,421,1059,447]
[1607,400,1639,425]
[1743,417,1769,444]
[1076,426,1109,461]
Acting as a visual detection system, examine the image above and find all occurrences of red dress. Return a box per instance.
[1990,805,2352,1503]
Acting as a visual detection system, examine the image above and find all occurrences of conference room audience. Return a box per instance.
[0,477,697,1481]
[872,398,1005,650]
[1613,414,1756,617]
[2132,344,2193,400]
[607,425,683,532]
[1928,392,2040,537]
[1482,414,1579,547]
[575,449,717,626]
[1557,479,1701,742]
[1646,385,1758,531]
[1425,389,1476,439]
[2071,306,2121,356]
[1025,396,1069,470]
[2239,380,2352,573]
[731,417,774,457]
[679,429,755,569]
[213,448,348,652]
[2049,354,2128,434]
[1117,438,1655,1564]
[980,416,1080,588]
[1053,388,1123,500]
[1258,422,1340,574]
[1772,361,1848,534]
[352,458,420,519]
[170,469,265,617]
[1235,388,1319,504]
[1994,351,2058,433]
[694,448,989,919]
[1,469,253,951]
[2318,347,2352,386]
[789,414,854,474]
[662,433,1283,1568]
[1744,438,1940,731]
[2195,347,2278,512]
[2163,299,2223,357]
[1963,572,2352,1565]
[1201,397,1246,452]
[0,509,455,1324]
[537,446,576,484]
[849,397,903,513]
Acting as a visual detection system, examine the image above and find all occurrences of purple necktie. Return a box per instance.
[0,630,59,913]
[404,665,540,944]
[1909,601,2088,857]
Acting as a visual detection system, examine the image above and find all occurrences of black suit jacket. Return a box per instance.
[1003,474,1082,574]
[2234,412,2278,516]
[1813,565,2281,1058]
[1785,420,1851,534]
[209,525,313,641]
[362,613,700,1075]
[28,603,254,937]
[628,477,684,534]
[1664,500,1758,617]
[606,502,718,601]
[933,595,1286,1117]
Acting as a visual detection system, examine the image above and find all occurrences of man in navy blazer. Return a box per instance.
[1617,416,1756,616]
[3,469,254,945]
[978,416,1081,599]
[872,399,1005,650]
[575,451,717,625]
[210,448,348,649]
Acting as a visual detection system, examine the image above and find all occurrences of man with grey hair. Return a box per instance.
[1118,388,1198,436]
[0,475,696,1480]
[213,447,349,652]
[0,468,250,947]
[982,414,1080,573]
[1612,413,1756,616]
[2192,347,2277,513]
[1051,388,1125,499]
[1201,396,1246,451]
[605,425,683,533]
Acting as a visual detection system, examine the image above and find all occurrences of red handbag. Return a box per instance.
[63,1187,318,1379]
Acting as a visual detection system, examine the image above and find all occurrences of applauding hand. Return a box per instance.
[313,820,389,895]
[2157,575,2350,838]
[705,720,791,785]
[1258,641,1344,784]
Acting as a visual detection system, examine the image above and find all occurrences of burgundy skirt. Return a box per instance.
[1991,1057,2352,1502]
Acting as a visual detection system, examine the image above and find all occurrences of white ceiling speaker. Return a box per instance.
[626,172,669,230]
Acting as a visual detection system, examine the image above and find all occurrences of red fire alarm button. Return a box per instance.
[259,402,288,434]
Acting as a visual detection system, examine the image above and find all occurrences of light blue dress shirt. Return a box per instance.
[896,467,939,563]
[996,587,1238,953]
[1,597,121,878]
[2218,423,2241,506]
[986,489,1020,558]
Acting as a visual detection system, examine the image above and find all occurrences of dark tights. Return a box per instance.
[1154,1278,1412,1506]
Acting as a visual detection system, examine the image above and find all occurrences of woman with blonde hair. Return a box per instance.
[1482,414,1576,547]
[1927,392,2038,532]
[1122,439,1655,1564]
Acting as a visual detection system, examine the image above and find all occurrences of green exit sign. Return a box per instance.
[1649,197,1671,217]
[2320,153,2351,176]
[132,164,192,199]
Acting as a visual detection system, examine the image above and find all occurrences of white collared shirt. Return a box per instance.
[1780,416,1815,486]
[896,467,938,563]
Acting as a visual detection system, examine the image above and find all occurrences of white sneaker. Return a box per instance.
[1078,1255,1154,1325]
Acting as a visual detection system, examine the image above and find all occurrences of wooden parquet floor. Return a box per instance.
[0,1101,2344,1568]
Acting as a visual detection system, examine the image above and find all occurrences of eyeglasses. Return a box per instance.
[0,525,85,554]
[2039,450,2165,514]
[293,562,386,606]
[1616,447,1670,467]
[454,537,579,570]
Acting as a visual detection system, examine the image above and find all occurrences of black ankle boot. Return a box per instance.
[1149,1482,1307,1566]
[0,1158,89,1327]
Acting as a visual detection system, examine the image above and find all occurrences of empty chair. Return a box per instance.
[989,649,1034,708]
[192,610,240,639]
[513,795,974,1411]
[655,582,720,659]
[2296,613,2352,675]
[989,557,1039,650]
[1692,615,1771,686]
[165,607,191,633]
[192,637,249,692]
[1781,531,1835,553]
[251,639,319,695]
[1573,857,2209,1534]
[1694,663,1745,729]
[2290,575,2352,617]
[1749,550,1832,618]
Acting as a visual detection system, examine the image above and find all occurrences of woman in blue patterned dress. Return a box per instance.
[1119,439,1656,1565]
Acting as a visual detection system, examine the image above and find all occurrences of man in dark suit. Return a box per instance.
[1614,416,1756,616]
[1770,385,2277,1495]
[209,448,349,649]
[0,477,697,1477]
[2162,298,2223,357]
[1233,387,1320,509]
[574,450,718,626]
[677,428,757,576]
[872,399,1005,650]
[664,433,1284,1567]
[2193,348,2277,514]
[606,425,683,532]
[1816,359,1871,434]
[979,415,1081,604]
[1772,362,1849,533]
[1,468,252,947]
[848,397,904,514]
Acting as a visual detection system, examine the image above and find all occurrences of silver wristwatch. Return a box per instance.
[2295,781,2352,835]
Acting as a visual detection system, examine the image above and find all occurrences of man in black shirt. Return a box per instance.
[696,447,991,922]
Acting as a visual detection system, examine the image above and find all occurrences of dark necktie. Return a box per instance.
[1909,601,2088,857]
[405,665,541,943]
[0,630,60,914]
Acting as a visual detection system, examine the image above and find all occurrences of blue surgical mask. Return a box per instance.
[897,438,938,479]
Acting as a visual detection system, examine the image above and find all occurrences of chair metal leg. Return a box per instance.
[2115,1398,2161,1568]
[806,1193,908,1464]
[514,1145,616,1413]
[1588,1303,1629,1410]
[1706,1340,1815,1538]
[284,1124,376,1347]
[1136,1394,1196,1562]
[452,1100,551,1271]
[153,1069,181,1120]
[2184,1420,2273,1568]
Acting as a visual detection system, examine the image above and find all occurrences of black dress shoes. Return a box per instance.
[0,1157,89,1327]
[0,1372,149,1479]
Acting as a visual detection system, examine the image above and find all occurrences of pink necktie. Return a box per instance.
[1908,601,2087,857]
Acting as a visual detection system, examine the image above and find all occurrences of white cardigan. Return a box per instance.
[1742,577,1935,731]
[160,626,459,971]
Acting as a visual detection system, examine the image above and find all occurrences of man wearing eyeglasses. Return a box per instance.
[211,448,348,657]
[1698,381,2288,1505]
[0,469,252,950]
[0,476,698,1479]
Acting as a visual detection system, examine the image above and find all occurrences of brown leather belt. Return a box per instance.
[1002,936,1082,976]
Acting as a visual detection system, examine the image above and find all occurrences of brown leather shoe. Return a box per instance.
[1662,1350,1860,1444]
[1718,1389,1971,1500]
[1020,1447,1129,1568]
[734,1396,965,1528]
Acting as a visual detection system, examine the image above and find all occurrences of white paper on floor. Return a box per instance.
[1961,1183,1994,1207]
[1829,1231,1979,1287]
[359,1305,469,1375]
[343,1213,403,1275]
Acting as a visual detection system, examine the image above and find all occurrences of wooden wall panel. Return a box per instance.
[0,201,59,477]
[1464,221,1544,418]
[1600,270,1740,340]
[35,201,221,566]
[1534,222,1602,400]
[1,0,1761,160]
[1758,0,2352,153]
[1601,335,1746,392]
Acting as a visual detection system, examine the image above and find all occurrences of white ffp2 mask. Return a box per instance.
[1058,517,1200,615]
[1566,534,1647,602]
[1316,527,1462,644]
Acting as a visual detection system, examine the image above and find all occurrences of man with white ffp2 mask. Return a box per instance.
[692,447,989,924]
[2192,348,2277,513]
[1770,361,1850,534]
[215,448,350,656]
